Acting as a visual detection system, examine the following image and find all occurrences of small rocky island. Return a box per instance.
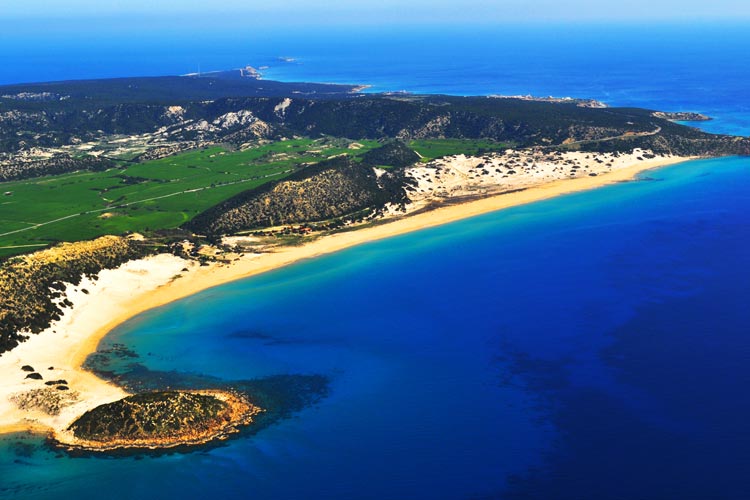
[52,390,261,451]
[652,111,712,122]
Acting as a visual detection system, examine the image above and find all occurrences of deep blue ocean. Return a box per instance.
[1,23,749,499]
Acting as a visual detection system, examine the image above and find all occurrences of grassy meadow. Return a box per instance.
[0,138,379,258]
[409,139,508,161]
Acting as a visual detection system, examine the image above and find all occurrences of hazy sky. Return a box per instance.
[4,0,750,23]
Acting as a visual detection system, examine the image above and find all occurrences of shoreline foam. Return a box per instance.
[0,155,691,437]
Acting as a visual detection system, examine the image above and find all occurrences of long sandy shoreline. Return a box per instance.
[0,155,690,436]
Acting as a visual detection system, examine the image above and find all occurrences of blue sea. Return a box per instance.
[1,23,750,500]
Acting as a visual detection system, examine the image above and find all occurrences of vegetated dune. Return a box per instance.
[186,154,414,235]
[0,235,147,353]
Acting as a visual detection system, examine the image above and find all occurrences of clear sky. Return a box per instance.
[3,0,750,24]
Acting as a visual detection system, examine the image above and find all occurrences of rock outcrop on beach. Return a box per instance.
[10,387,79,416]
[57,390,261,451]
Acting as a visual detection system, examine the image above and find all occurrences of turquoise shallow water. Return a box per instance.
[1,22,750,500]
[2,156,749,499]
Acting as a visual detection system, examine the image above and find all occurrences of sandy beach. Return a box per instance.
[0,154,690,437]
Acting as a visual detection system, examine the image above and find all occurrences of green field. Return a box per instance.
[0,138,496,259]
[409,139,508,161]
[0,138,380,258]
